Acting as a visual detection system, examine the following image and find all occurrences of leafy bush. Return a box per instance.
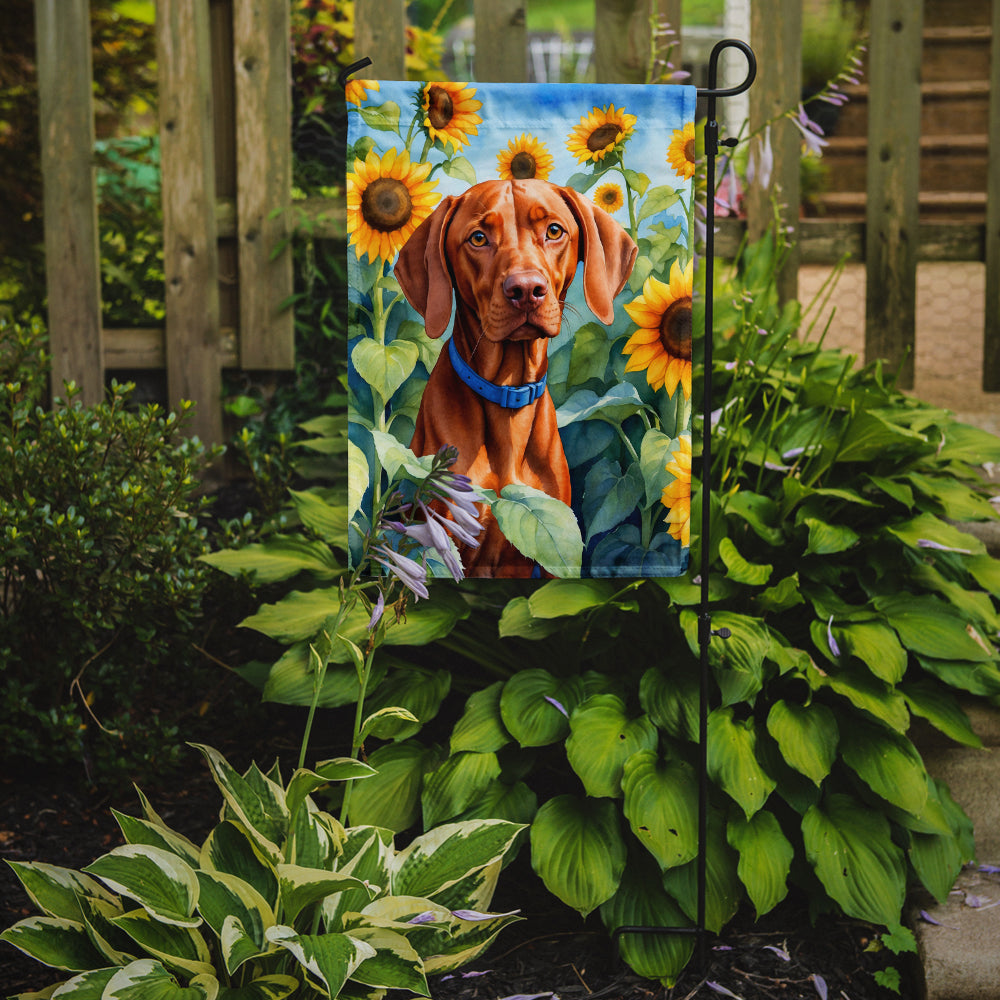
[1,743,524,998]
[0,317,220,782]
[214,230,1000,985]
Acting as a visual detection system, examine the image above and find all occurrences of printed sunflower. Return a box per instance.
[593,182,624,213]
[497,133,554,180]
[345,78,379,107]
[661,433,692,547]
[622,259,693,398]
[418,81,483,152]
[347,147,440,263]
[667,121,697,180]
[566,104,637,164]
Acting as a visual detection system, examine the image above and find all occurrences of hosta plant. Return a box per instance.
[1,744,523,999]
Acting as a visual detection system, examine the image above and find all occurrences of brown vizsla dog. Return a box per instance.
[394,178,637,578]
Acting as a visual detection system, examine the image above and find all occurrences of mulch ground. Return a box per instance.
[1,740,913,1000]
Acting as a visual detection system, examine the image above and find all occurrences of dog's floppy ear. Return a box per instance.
[558,186,638,325]
[394,195,458,339]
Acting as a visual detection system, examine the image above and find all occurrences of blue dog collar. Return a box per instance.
[448,337,547,409]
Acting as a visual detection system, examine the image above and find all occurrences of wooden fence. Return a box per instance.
[33,0,1000,445]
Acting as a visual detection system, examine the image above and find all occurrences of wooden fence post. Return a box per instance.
[983,0,1000,391]
[157,0,223,445]
[474,0,527,82]
[355,0,406,80]
[864,0,923,390]
[593,0,659,84]
[233,0,294,370]
[747,0,801,305]
[34,0,104,405]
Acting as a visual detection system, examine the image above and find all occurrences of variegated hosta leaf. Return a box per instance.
[265,925,376,998]
[0,916,107,972]
[288,802,343,870]
[425,859,501,916]
[322,829,393,931]
[276,865,375,925]
[345,926,429,995]
[621,751,699,871]
[83,846,200,928]
[765,700,838,786]
[802,793,906,926]
[727,810,793,918]
[110,908,214,978]
[195,871,274,974]
[191,745,288,863]
[4,861,118,922]
[285,760,377,823]
[566,695,658,798]
[214,975,299,1000]
[44,966,118,997]
[112,810,202,868]
[706,707,776,819]
[78,894,136,966]
[600,854,694,987]
[529,795,626,917]
[102,959,218,999]
[421,907,522,975]
[200,822,278,910]
[391,820,524,901]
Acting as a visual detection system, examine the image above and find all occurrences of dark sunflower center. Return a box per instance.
[600,189,617,205]
[658,297,693,359]
[360,178,412,233]
[509,151,536,178]
[426,86,454,129]
[587,123,621,152]
[684,137,696,163]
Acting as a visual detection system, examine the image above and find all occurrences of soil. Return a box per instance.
[0,741,913,1000]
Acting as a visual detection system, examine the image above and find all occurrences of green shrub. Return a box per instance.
[1,744,524,998]
[0,317,220,783]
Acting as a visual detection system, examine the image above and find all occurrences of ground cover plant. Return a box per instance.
[200,225,1000,987]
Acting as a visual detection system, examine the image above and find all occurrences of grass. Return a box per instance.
[526,0,725,33]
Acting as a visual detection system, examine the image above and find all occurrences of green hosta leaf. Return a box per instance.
[200,536,340,584]
[967,553,1000,597]
[583,462,644,543]
[277,865,374,925]
[288,489,349,548]
[803,517,859,555]
[216,975,299,1000]
[707,708,776,819]
[450,682,511,754]
[621,751,698,870]
[718,537,772,586]
[727,811,793,918]
[802,793,906,926]
[530,795,626,917]
[351,338,418,403]
[874,594,995,662]
[345,926,428,994]
[566,695,658,798]
[812,663,910,732]
[636,183,681,223]
[906,472,998,521]
[347,740,441,832]
[362,667,451,740]
[83,846,200,928]
[111,909,214,977]
[916,655,1000,697]
[0,916,107,971]
[392,820,524,900]
[886,512,985,556]
[103,959,217,999]
[492,484,584,577]
[527,579,619,618]
[191,746,287,863]
[567,322,612,385]
[661,812,742,933]
[833,621,908,683]
[725,491,784,546]
[200,822,278,910]
[499,669,584,747]
[909,783,967,906]
[680,610,770,706]
[901,680,982,748]
[756,573,805,614]
[453,779,538,827]
[347,440,368,524]
[600,854,694,987]
[497,596,565,639]
[839,718,929,816]
[639,665,699,742]
[5,862,118,922]
[835,410,927,462]
[265,926,375,998]
[765,700,838,786]
[421,751,502,828]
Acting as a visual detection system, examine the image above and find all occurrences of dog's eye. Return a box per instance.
[468,230,488,247]
[545,223,565,240]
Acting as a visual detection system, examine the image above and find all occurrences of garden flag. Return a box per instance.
[347,79,698,579]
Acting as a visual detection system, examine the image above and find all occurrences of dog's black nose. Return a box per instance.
[503,270,548,309]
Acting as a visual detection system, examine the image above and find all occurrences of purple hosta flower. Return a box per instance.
[372,544,429,600]
[812,974,828,1000]
[544,695,569,718]
[407,911,438,925]
[707,983,742,999]
[746,124,774,190]
[421,499,481,550]
[827,615,841,657]
[979,864,1000,874]
[441,970,493,981]
[791,104,828,157]
[917,538,973,555]
[367,590,385,631]
[452,908,521,921]
[763,944,791,962]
